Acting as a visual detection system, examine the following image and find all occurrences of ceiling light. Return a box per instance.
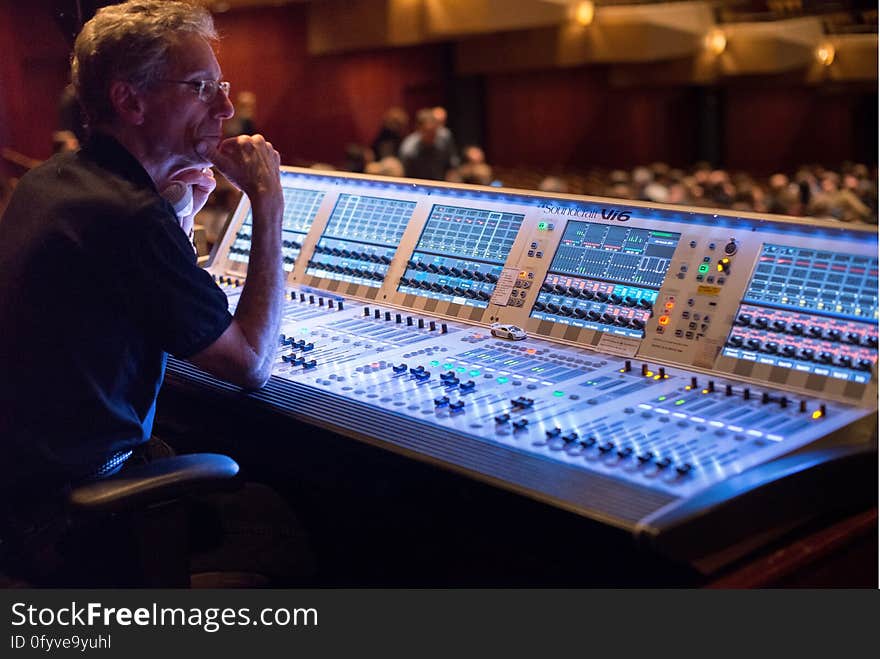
[816,42,835,66]
[704,28,726,56]
[571,1,594,27]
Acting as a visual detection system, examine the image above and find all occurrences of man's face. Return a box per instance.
[138,33,234,175]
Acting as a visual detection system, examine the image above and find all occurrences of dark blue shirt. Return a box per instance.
[0,133,232,490]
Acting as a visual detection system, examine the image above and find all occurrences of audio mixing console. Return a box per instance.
[165,168,878,570]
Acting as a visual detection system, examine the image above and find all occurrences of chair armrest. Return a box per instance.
[68,453,239,514]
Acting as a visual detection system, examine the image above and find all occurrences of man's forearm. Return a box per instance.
[232,201,284,380]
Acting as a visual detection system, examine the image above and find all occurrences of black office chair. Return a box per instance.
[0,453,240,588]
[65,453,241,587]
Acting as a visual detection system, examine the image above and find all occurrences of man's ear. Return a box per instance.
[108,80,146,126]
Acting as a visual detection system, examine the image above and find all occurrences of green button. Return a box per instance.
[443,363,454,370]
[698,263,710,274]
[456,366,467,373]
[469,369,481,377]
[658,395,667,401]
[429,360,440,367]
[496,377,509,384]
[553,391,565,397]
[675,399,686,405]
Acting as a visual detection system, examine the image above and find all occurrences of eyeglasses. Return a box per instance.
[158,79,231,103]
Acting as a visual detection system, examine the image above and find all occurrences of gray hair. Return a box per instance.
[71,0,217,127]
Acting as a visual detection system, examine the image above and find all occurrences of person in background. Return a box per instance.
[537,176,570,194]
[371,106,409,160]
[398,107,458,181]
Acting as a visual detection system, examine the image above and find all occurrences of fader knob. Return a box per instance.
[789,322,805,335]
[771,320,787,332]
[736,313,753,327]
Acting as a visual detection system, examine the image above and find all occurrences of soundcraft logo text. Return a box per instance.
[540,204,632,222]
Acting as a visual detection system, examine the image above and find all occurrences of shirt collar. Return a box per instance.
[81,131,157,192]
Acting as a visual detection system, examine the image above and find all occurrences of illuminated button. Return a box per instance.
[658,315,670,326]
[716,257,731,274]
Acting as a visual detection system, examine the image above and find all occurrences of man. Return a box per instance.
[0,0,305,584]
[398,107,459,181]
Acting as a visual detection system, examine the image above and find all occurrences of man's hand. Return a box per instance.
[199,134,282,219]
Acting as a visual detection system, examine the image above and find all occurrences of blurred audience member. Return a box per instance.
[399,108,458,181]
[51,130,80,154]
[538,176,569,194]
[365,156,405,178]
[343,143,374,173]
[432,106,459,168]
[371,106,409,160]
[460,162,493,186]
[57,83,87,145]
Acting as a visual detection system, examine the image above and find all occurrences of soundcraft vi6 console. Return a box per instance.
[166,168,878,571]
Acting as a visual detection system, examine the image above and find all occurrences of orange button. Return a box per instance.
[658,315,670,326]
